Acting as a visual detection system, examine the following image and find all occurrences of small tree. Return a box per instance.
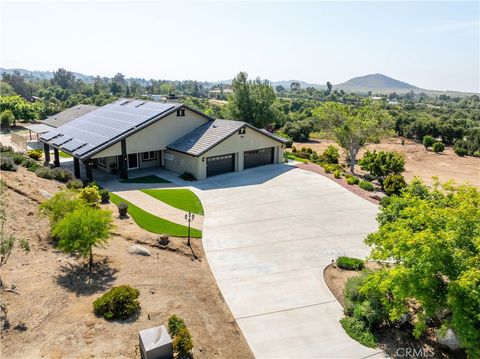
[53,207,113,273]
[322,145,340,164]
[40,190,87,226]
[359,150,405,186]
[422,135,435,149]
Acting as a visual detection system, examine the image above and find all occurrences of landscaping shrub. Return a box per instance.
[168,314,186,337]
[0,157,17,171]
[295,151,310,160]
[99,189,110,204]
[347,176,360,185]
[432,142,445,153]
[66,179,84,190]
[79,185,101,205]
[51,167,74,182]
[180,172,196,181]
[40,190,88,226]
[359,150,405,186]
[26,149,43,160]
[173,327,193,358]
[359,180,374,191]
[337,256,365,271]
[333,170,342,179]
[12,152,26,165]
[340,317,377,348]
[322,145,340,164]
[306,147,313,154]
[117,202,128,218]
[93,285,140,320]
[454,147,468,157]
[21,157,41,172]
[422,135,435,149]
[0,144,13,152]
[0,109,15,128]
[35,166,54,179]
[383,174,407,195]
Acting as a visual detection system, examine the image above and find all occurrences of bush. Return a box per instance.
[66,179,84,190]
[359,180,374,192]
[99,189,110,204]
[323,145,340,164]
[422,135,435,149]
[180,172,196,181]
[52,167,74,182]
[26,149,43,160]
[0,109,15,128]
[12,152,26,165]
[93,285,140,320]
[282,119,314,142]
[173,327,193,358]
[21,157,40,171]
[432,142,445,153]
[347,176,360,185]
[340,317,377,348]
[79,185,101,205]
[359,150,405,186]
[383,174,407,195]
[118,202,128,218]
[40,190,88,226]
[168,314,187,337]
[295,151,310,160]
[35,166,54,179]
[337,256,365,271]
[0,157,17,171]
[333,170,342,179]
[454,147,468,157]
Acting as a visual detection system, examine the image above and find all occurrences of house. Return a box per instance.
[43,104,98,128]
[39,99,287,181]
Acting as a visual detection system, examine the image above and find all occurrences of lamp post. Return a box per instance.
[185,212,195,247]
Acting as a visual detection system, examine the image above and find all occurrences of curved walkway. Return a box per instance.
[196,165,384,358]
[113,189,204,230]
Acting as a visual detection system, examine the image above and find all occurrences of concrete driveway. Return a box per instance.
[195,164,383,359]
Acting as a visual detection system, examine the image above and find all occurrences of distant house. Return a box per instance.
[208,88,233,98]
[39,99,287,181]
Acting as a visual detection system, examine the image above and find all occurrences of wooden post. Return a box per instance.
[53,148,60,167]
[43,143,50,166]
[73,157,81,178]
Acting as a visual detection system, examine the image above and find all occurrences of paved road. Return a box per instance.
[195,164,383,359]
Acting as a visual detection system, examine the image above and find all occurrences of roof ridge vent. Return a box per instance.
[135,102,146,108]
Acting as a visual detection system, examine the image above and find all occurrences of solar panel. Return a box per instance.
[40,131,60,141]
[42,100,178,158]
[51,135,72,146]
[61,138,86,152]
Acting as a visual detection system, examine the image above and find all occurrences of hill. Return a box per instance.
[334,73,418,93]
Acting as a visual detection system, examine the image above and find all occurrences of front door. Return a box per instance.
[128,153,139,169]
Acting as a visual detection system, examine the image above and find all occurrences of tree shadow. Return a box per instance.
[56,258,117,297]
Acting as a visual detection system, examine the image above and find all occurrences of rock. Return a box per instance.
[435,327,464,350]
[128,245,151,256]
[39,189,52,199]
[370,191,386,201]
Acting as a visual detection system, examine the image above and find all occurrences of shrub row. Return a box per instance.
[35,167,74,183]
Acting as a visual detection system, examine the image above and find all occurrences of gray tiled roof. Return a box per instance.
[168,119,245,156]
[167,119,288,156]
[43,104,98,128]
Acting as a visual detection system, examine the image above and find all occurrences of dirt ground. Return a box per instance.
[324,263,466,359]
[0,168,253,359]
[294,138,480,188]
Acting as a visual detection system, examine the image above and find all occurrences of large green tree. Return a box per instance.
[227,72,277,128]
[363,179,480,357]
[313,101,394,172]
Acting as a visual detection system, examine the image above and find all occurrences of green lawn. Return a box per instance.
[141,188,204,215]
[285,152,309,163]
[119,175,171,184]
[48,150,71,158]
[110,192,201,237]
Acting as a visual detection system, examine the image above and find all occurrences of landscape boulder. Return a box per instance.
[128,245,151,256]
[435,327,464,350]
[369,191,386,201]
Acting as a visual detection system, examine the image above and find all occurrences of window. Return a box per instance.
[97,157,107,167]
[176,109,185,117]
[143,151,157,161]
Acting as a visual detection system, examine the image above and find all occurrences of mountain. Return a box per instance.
[0,68,96,82]
[334,73,419,93]
[270,80,325,90]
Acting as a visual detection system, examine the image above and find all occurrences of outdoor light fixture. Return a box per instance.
[202,157,205,162]
[185,212,195,247]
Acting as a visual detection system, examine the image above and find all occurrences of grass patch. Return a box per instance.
[141,189,204,215]
[110,193,201,237]
[340,317,377,348]
[119,175,171,184]
[59,151,72,158]
[285,152,308,163]
[337,256,365,271]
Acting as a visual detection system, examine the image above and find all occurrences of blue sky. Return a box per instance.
[1,1,479,92]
